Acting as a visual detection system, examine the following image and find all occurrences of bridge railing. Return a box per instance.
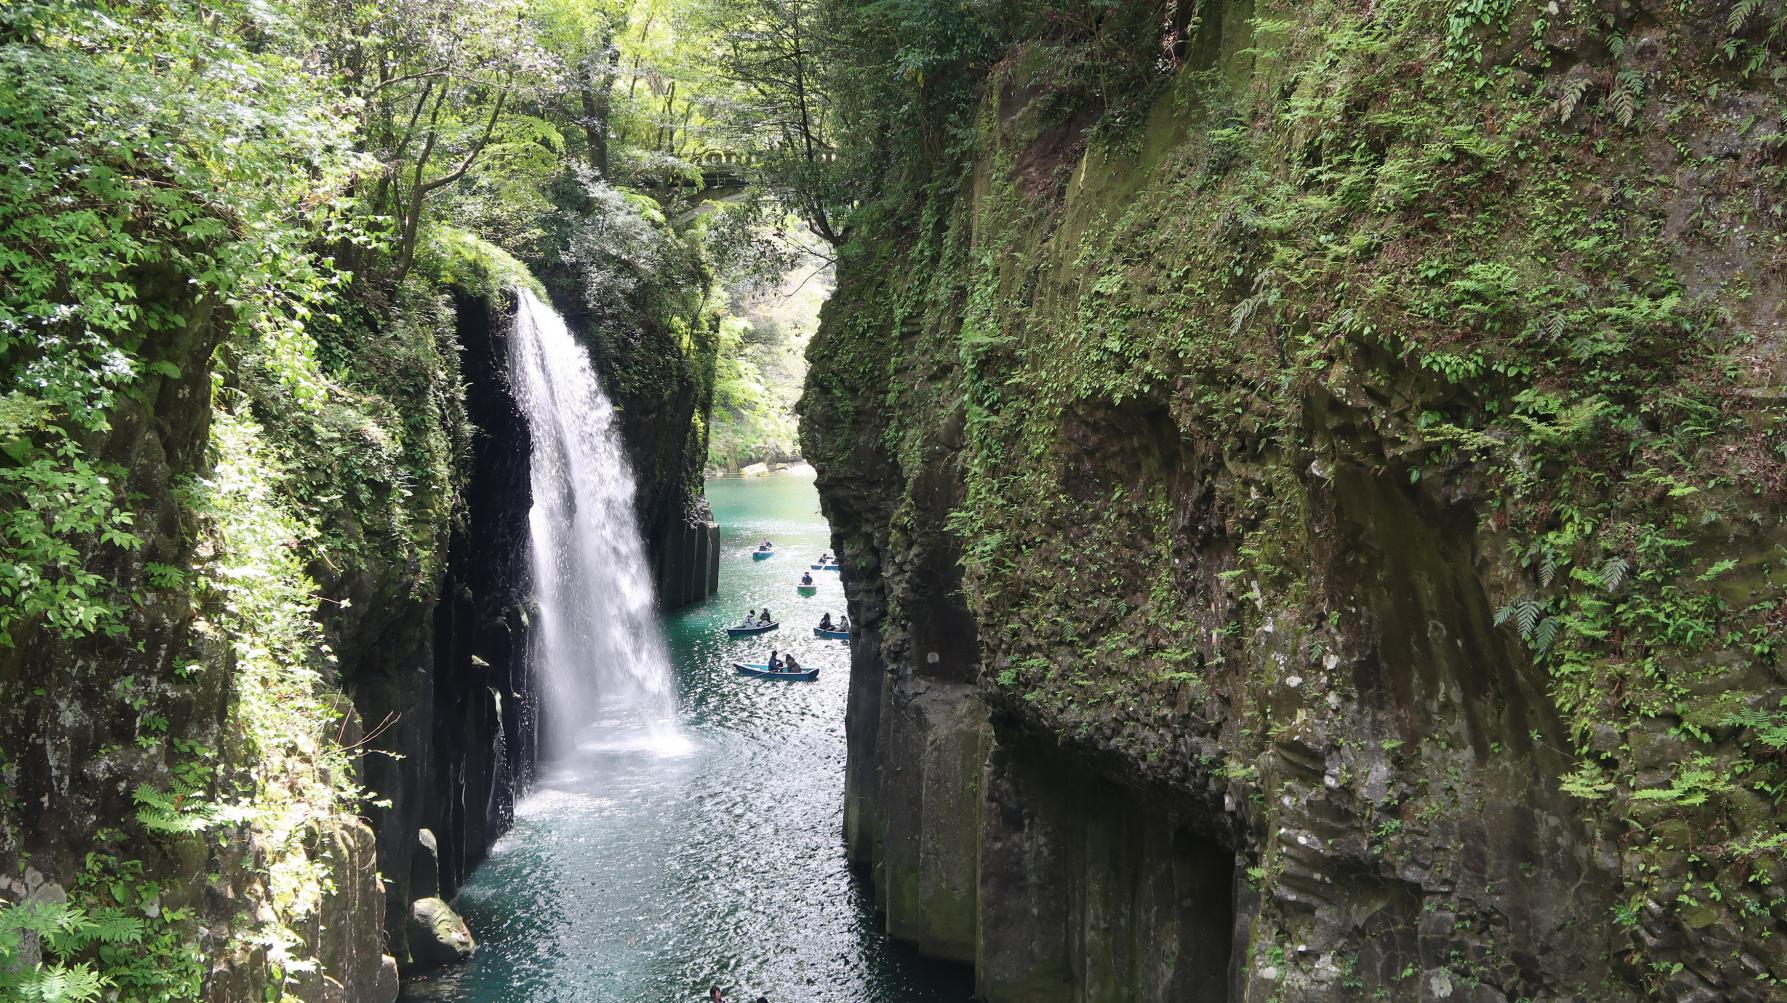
[694,149,840,167]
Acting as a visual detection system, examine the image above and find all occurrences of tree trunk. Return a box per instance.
[579,40,617,178]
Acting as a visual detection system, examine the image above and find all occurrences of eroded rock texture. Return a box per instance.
[804,1,1787,1000]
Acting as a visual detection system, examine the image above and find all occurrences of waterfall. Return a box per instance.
[509,288,680,757]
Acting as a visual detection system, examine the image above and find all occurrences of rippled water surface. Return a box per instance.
[402,471,973,1003]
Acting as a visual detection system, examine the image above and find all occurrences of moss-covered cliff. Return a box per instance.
[803,1,1787,1000]
[1,3,721,995]
[0,234,719,1000]
[537,184,724,612]
[1,103,719,1003]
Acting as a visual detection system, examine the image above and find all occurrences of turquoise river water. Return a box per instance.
[401,471,972,1003]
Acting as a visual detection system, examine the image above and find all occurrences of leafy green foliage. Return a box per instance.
[0,902,112,1003]
[0,0,360,645]
[0,853,204,1003]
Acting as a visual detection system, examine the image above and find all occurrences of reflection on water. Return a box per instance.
[402,472,973,1003]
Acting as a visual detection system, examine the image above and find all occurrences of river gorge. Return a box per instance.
[402,473,970,1002]
[6,2,1786,1001]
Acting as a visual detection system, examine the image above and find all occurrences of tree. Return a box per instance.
[304,0,556,285]
[703,0,845,246]
[532,0,628,177]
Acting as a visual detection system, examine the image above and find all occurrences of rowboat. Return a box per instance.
[753,550,775,561]
[725,621,779,636]
[810,564,840,572]
[734,662,819,681]
[813,628,849,640]
[797,585,818,596]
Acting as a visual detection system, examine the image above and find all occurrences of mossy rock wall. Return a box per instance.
[0,266,405,1000]
[803,1,1787,1000]
[534,196,723,613]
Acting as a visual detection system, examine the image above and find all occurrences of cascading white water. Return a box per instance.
[509,287,679,756]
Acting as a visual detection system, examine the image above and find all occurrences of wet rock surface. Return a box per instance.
[407,896,478,968]
[336,292,538,968]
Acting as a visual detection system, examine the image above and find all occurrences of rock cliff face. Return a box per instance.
[804,2,1787,1001]
[0,268,715,994]
[334,291,538,967]
[0,268,401,1001]
[536,212,722,614]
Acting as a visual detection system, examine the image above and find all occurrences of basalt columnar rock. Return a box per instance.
[336,290,539,968]
[803,2,1787,1001]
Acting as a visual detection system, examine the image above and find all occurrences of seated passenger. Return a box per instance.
[759,609,772,625]
[819,613,834,631]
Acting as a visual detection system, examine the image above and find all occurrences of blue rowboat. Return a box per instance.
[734,662,819,682]
[753,550,775,561]
[810,564,840,572]
[725,621,779,636]
[797,585,818,596]
[813,628,849,640]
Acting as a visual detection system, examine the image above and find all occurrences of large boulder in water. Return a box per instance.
[406,897,476,967]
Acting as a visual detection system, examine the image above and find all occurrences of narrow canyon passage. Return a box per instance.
[402,473,971,1003]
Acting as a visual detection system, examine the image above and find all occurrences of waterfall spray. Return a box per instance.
[509,288,679,756]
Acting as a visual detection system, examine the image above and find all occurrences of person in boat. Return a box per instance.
[767,650,782,671]
[741,609,756,627]
[840,614,851,631]
[758,608,772,625]
[800,572,814,586]
[819,612,834,631]
[782,653,802,672]
[819,552,833,563]
[758,540,773,551]
[708,988,726,1003]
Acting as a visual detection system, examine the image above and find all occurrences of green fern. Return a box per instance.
[0,903,115,1003]
[1606,69,1644,128]
[8,965,108,1003]
[1539,551,1559,587]
[1598,556,1630,593]
[1560,763,1615,800]
[1728,0,1765,35]
[1722,702,1787,751]
[132,785,215,836]
[1553,76,1593,122]
[1628,755,1734,808]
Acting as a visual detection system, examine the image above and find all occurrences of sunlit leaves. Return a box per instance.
[0,0,364,643]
